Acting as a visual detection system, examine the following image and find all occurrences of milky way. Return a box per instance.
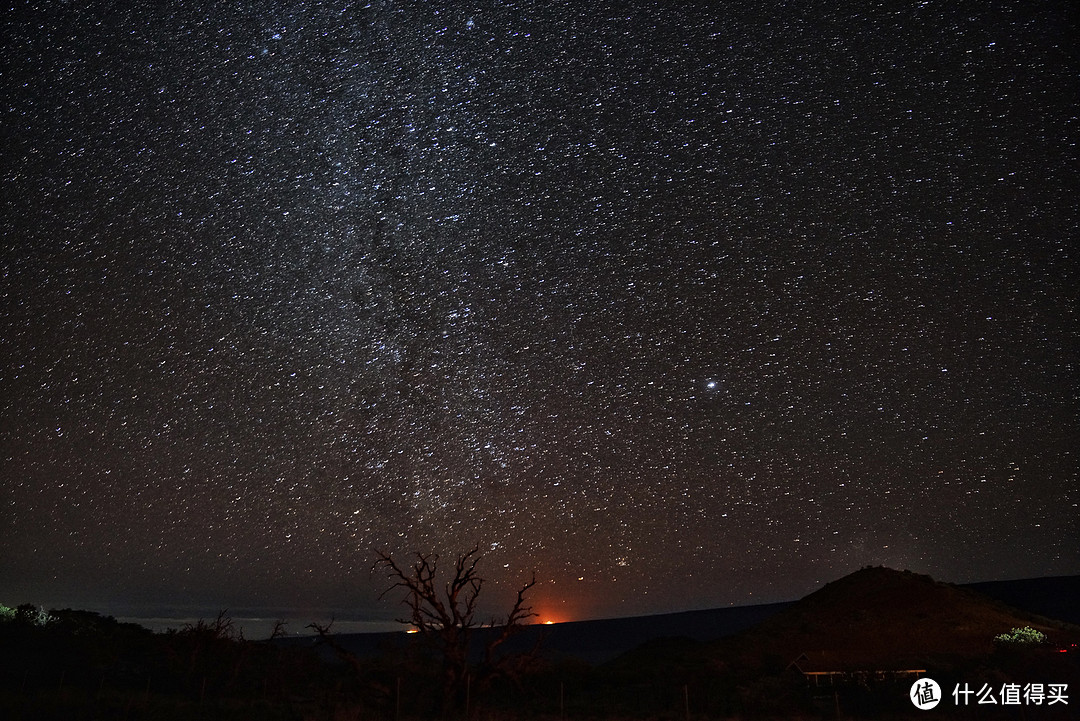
[2,1,1076,624]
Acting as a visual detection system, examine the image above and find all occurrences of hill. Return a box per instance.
[608,566,1080,677]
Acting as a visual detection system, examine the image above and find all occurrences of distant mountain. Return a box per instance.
[496,601,791,665]
[964,574,1080,625]
[304,602,789,665]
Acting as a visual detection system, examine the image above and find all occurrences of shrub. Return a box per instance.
[12,604,56,627]
[994,626,1046,646]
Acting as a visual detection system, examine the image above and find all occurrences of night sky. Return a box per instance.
[2,1,1077,630]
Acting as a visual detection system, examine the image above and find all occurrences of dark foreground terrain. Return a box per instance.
[2,568,1077,720]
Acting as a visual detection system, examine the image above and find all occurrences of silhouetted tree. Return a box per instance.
[268,618,289,640]
[374,544,538,715]
[164,610,252,698]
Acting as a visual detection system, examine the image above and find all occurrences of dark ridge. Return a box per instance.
[963,574,1080,625]
[287,602,792,665]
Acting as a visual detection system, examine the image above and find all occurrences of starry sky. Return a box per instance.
[2,1,1077,628]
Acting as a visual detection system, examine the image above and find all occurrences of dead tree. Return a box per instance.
[374,544,537,714]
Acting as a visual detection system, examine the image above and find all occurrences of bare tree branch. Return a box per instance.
[483,573,538,667]
[371,545,541,715]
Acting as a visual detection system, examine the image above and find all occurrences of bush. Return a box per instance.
[994,626,1046,646]
[12,604,56,627]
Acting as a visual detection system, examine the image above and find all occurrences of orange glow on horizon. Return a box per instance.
[534,611,570,625]
[531,598,583,626]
